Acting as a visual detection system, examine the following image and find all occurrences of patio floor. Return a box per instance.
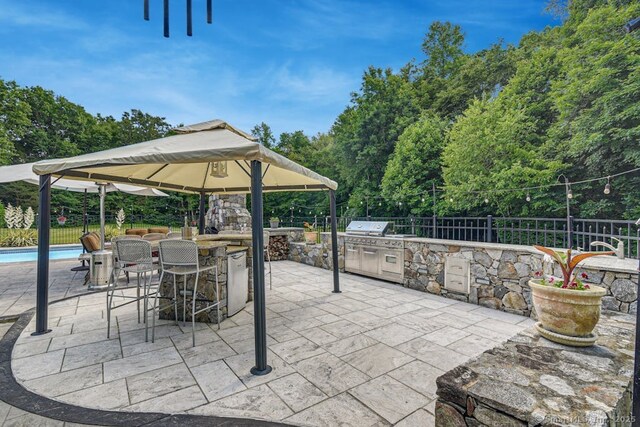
[6,260,534,426]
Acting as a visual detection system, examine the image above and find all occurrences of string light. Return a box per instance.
[604,177,611,195]
[449,197,453,203]
[526,192,531,202]
[421,197,425,203]
[484,198,489,204]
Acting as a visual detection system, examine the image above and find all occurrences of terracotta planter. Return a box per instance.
[529,279,606,338]
[304,231,318,244]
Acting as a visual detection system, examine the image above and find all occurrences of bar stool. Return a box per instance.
[110,235,142,286]
[154,239,220,347]
[107,239,158,341]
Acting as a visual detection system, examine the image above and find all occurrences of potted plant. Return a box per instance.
[530,245,613,346]
[269,217,280,229]
[303,221,318,244]
[57,214,67,226]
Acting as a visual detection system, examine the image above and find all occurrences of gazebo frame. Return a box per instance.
[32,121,341,376]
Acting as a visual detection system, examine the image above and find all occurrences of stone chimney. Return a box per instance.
[207,194,251,232]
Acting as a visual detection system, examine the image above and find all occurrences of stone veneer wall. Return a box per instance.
[403,239,638,316]
[289,233,345,271]
[287,234,638,317]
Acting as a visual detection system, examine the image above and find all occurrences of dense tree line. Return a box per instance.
[266,0,639,221]
[0,82,199,223]
[1,0,638,224]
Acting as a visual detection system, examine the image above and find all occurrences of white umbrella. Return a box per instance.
[0,162,169,252]
[0,162,168,196]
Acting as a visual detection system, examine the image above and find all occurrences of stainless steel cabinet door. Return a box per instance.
[227,252,248,317]
[345,244,361,271]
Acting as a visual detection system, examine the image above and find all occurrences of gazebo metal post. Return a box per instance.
[198,191,206,234]
[250,160,272,375]
[330,190,341,293]
[34,174,51,335]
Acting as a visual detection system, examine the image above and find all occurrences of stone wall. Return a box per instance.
[403,238,638,316]
[435,311,635,426]
[207,194,251,232]
[286,233,638,316]
[289,233,345,271]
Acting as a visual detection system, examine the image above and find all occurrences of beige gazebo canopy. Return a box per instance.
[31,119,341,377]
[32,120,337,194]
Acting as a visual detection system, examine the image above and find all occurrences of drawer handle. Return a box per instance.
[385,255,397,263]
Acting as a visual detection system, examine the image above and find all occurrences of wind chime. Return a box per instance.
[144,0,213,37]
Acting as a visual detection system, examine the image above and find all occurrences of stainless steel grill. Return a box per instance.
[345,221,391,236]
[344,220,411,283]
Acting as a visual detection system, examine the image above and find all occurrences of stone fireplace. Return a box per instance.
[207,194,251,232]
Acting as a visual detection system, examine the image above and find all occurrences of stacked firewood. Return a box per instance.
[268,235,289,260]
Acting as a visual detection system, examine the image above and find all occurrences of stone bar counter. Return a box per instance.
[435,311,635,426]
[158,236,252,324]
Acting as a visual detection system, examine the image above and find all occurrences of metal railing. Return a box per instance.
[271,215,640,259]
[0,214,186,246]
[4,212,637,258]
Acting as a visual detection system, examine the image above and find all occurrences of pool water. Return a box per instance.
[0,246,83,263]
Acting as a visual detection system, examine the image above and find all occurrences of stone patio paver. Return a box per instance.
[2,260,533,426]
[342,343,413,377]
[285,393,387,427]
[349,375,429,424]
[267,373,327,412]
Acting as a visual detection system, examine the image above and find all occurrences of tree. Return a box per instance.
[251,122,275,148]
[421,21,465,79]
[443,99,563,216]
[0,79,30,165]
[332,65,421,204]
[381,115,448,215]
[547,2,640,218]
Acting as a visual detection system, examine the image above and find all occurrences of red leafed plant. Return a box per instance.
[533,245,614,290]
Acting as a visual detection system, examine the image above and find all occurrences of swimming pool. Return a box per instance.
[0,246,83,263]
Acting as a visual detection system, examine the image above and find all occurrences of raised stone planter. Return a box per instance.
[435,311,635,426]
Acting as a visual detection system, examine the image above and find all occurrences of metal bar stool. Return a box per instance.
[154,239,220,347]
[107,239,158,341]
[110,235,142,287]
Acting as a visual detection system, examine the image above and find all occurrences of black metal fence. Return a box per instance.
[5,211,638,257]
[7,213,187,246]
[272,215,640,259]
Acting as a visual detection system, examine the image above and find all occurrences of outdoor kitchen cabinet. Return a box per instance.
[344,237,404,284]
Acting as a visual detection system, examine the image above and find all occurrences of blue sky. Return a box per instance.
[0,0,557,138]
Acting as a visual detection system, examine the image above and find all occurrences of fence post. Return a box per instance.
[432,214,437,239]
[487,215,493,243]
